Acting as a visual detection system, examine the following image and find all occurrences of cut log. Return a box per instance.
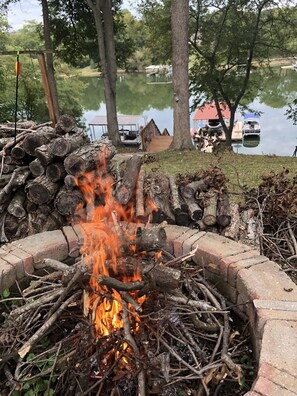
[0,167,30,204]
[54,186,84,216]
[46,162,66,182]
[169,176,191,225]
[169,175,182,212]
[24,200,38,213]
[115,155,142,205]
[4,213,19,238]
[43,210,65,231]
[0,174,12,188]
[183,180,208,200]
[55,114,76,134]
[216,192,231,228]
[64,141,116,177]
[2,164,16,174]
[135,167,146,219]
[26,175,60,204]
[136,226,167,250]
[50,133,89,157]
[202,189,218,226]
[11,142,26,159]
[35,143,55,166]
[222,203,240,240]
[29,158,45,177]
[180,186,203,221]
[22,132,56,156]
[148,172,175,224]
[64,174,77,190]
[7,189,26,218]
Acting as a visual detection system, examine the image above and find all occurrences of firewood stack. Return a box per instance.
[0,116,116,242]
[0,115,259,246]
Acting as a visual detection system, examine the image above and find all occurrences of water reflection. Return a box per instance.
[80,69,297,157]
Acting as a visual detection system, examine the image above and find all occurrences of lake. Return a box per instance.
[80,70,297,157]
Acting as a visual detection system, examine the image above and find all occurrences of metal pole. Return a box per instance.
[14,51,20,145]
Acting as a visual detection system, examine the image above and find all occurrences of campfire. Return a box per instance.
[0,140,256,396]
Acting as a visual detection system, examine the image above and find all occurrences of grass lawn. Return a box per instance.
[128,149,297,198]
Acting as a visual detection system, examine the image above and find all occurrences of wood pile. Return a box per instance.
[0,116,116,242]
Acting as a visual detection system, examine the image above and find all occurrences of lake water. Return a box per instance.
[80,70,297,157]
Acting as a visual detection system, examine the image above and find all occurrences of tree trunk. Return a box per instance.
[170,0,193,150]
[85,0,121,146]
[41,0,60,123]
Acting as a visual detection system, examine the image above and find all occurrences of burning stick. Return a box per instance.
[95,274,145,292]
[121,300,146,396]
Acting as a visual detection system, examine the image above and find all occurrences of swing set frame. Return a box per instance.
[0,50,57,126]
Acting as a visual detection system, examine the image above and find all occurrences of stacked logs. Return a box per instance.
[0,118,251,244]
[0,116,116,242]
[143,165,237,236]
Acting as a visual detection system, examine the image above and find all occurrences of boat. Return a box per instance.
[88,114,145,146]
[242,135,260,148]
[193,102,231,137]
[242,113,261,137]
[192,102,243,149]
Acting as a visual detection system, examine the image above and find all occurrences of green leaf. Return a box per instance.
[2,289,10,298]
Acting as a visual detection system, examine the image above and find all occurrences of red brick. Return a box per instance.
[227,254,269,287]
[253,376,296,395]
[164,225,191,254]
[10,230,68,266]
[192,232,253,269]
[0,246,34,279]
[0,258,16,292]
[237,261,297,304]
[63,226,80,257]
[258,363,297,394]
[182,231,205,255]
[260,320,297,376]
[173,229,201,257]
[249,300,297,337]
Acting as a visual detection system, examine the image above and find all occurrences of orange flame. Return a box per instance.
[76,155,144,339]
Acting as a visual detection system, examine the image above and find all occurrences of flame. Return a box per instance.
[76,155,144,341]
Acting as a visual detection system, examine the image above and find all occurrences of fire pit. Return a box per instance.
[1,225,297,395]
[0,137,296,395]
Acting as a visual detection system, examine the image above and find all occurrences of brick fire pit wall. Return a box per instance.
[0,224,297,395]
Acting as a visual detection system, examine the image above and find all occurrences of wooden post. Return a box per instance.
[37,53,57,127]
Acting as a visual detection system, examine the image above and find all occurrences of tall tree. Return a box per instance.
[85,0,121,145]
[170,0,193,150]
[41,0,60,123]
[189,0,297,147]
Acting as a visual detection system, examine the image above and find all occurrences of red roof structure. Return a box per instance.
[193,102,230,120]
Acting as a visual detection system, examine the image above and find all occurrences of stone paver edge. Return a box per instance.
[0,224,297,395]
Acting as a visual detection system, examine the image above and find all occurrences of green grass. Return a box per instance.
[138,149,297,196]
